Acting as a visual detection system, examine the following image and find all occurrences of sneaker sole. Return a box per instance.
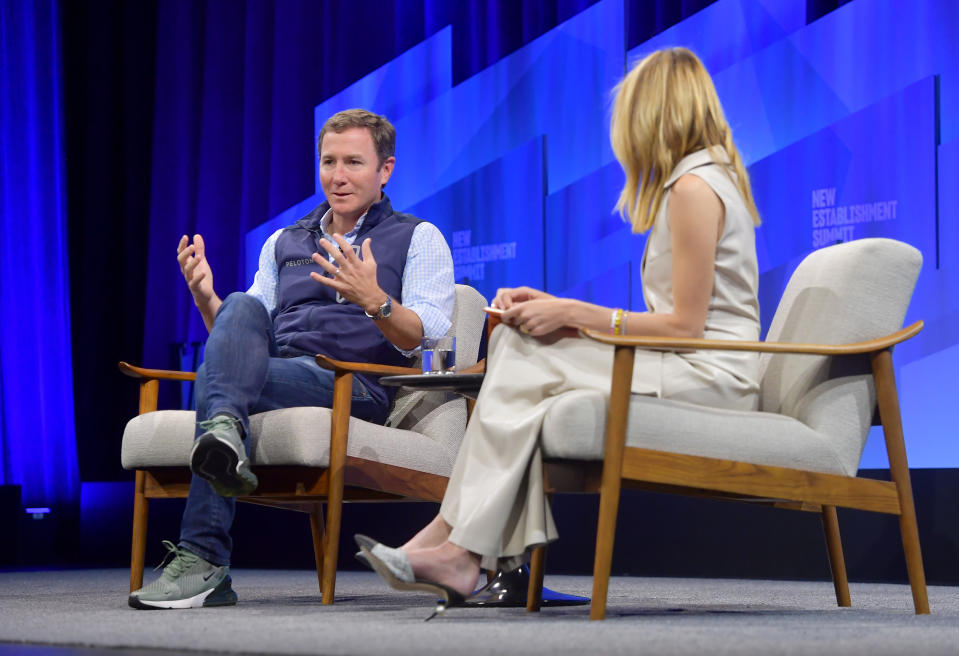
[190,433,258,497]
[128,576,238,610]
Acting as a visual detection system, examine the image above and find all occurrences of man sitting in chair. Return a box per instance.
[129,109,455,609]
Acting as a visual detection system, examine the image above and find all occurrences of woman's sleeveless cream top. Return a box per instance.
[638,148,761,410]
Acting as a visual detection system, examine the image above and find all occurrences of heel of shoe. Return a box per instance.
[191,435,258,496]
[202,575,238,607]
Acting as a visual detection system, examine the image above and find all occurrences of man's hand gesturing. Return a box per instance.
[177,234,221,331]
[177,234,215,306]
[310,234,385,315]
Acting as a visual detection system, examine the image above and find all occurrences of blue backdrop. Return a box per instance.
[249,0,959,468]
[3,0,958,511]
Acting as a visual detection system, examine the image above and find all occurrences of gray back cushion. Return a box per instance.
[386,284,487,439]
[759,238,921,470]
[761,238,922,414]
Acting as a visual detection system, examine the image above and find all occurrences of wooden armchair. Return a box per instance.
[523,238,929,619]
[120,283,487,604]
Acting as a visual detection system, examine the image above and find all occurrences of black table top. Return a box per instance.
[379,373,485,399]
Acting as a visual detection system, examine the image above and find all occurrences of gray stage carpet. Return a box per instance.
[1,569,957,655]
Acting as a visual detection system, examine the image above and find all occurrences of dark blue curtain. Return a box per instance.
[0,0,79,506]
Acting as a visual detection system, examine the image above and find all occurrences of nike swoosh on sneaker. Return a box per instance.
[203,570,218,581]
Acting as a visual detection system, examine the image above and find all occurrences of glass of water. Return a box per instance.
[421,336,456,374]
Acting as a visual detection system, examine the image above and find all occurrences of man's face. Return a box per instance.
[319,127,395,225]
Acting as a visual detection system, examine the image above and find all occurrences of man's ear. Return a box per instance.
[379,156,396,187]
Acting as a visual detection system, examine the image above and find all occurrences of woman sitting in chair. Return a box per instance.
[361,47,763,604]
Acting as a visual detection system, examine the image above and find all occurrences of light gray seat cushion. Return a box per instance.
[122,405,462,476]
[541,383,870,476]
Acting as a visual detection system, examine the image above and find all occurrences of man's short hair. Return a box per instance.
[317,109,395,169]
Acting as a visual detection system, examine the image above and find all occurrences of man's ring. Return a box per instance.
[520,325,530,334]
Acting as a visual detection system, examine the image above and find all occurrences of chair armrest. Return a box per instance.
[579,320,923,356]
[118,362,195,415]
[314,354,421,376]
[118,361,197,381]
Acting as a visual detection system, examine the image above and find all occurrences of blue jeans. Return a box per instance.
[179,292,389,566]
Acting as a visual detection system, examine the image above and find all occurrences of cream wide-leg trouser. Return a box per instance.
[439,324,663,570]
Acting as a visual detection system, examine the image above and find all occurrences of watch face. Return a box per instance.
[369,296,391,320]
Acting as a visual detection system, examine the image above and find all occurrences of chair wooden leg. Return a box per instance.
[896,498,930,614]
[821,505,850,607]
[310,503,326,594]
[526,495,551,613]
[130,381,159,593]
[130,470,149,592]
[590,479,623,621]
[321,371,353,605]
[872,349,930,614]
[320,485,343,605]
[321,492,343,605]
[526,545,546,612]
[590,345,634,621]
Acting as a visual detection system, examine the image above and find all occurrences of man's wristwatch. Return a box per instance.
[365,295,393,321]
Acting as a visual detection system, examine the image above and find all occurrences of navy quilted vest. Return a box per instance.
[273,195,422,407]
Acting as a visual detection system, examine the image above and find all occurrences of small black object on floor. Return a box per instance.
[466,566,589,607]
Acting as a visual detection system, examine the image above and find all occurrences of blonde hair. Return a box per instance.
[610,48,760,232]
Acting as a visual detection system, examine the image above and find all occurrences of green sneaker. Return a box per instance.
[190,414,258,496]
[129,541,237,610]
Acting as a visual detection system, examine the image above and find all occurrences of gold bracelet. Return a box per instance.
[611,308,624,335]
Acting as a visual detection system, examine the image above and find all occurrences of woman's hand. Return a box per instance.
[491,286,555,310]
[502,298,577,337]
